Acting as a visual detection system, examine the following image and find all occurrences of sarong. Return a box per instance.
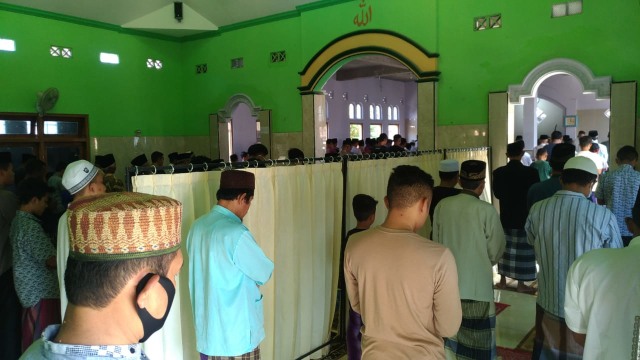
[532,305,584,360]
[445,300,496,360]
[347,307,363,360]
[497,228,537,281]
[22,298,61,352]
[201,347,261,360]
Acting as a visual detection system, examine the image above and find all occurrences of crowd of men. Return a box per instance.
[325,133,416,157]
[1,126,638,360]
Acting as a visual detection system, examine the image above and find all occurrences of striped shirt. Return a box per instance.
[525,190,623,317]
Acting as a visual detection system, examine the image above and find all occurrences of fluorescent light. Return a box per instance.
[100,52,119,64]
[0,38,16,52]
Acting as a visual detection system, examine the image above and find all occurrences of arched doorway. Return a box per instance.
[299,30,440,157]
[209,93,272,161]
[489,58,637,173]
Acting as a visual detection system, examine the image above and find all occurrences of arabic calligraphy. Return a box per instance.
[353,0,372,27]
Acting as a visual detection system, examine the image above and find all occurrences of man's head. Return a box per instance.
[549,143,576,172]
[16,178,49,216]
[438,159,459,184]
[385,165,434,229]
[131,154,149,167]
[352,194,378,228]
[65,192,183,343]
[378,133,388,146]
[616,145,638,166]
[459,160,486,193]
[95,154,116,174]
[579,136,593,151]
[248,143,269,160]
[62,160,106,199]
[151,151,164,167]
[538,134,550,145]
[560,156,598,196]
[0,152,14,186]
[551,130,563,143]
[393,134,401,144]
[588,130,599,140]
[536,147,548,161]
[287,148,304,160]
[216,170,255,219]
[577,130,586,138]
[506,141,525,159]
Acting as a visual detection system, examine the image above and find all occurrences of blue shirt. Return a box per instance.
[21,325,147,359]
[186,205,274,356]
[525,190,623,317]
[595,164,640,237]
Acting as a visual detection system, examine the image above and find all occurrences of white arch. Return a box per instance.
[508,58,611,104]
[217,93,261,122]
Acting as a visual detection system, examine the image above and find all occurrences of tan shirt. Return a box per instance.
[344,226,462,359]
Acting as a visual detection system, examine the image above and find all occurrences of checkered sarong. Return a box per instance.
[445,300,496,360]
[498,228,537,281]
[201,347,260,360]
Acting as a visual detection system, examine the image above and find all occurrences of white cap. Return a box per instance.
[564,156,598,175]
[62,160,99,195]
[439,159,459,173]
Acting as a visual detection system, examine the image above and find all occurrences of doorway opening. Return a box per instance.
[320,55,418,156]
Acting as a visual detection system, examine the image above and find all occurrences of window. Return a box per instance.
[355,103,363,120]
[100,52,119,64]
[370,124,382,139]
[146,58,163,70]
[552,1,582,17]
[393,106,399,120]
[0,38,16,52]
[0,113,89,173]
[350,124,363,140]
[50,46,72,58]
[348,103,355,119]
[374,105,381,120]
[388,125,399,139]
[387,106,392,121]
[369,104,374,120]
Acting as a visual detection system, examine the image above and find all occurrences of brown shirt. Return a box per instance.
[344,226,462,359]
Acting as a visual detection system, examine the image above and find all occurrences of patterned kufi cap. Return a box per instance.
[460,160,486,181]
[68,192,182,261]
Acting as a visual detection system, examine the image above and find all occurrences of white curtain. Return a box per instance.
[345,153,442,239]
[445,148,493,204]
[132,163,343,360]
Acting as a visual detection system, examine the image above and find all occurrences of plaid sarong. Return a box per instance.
[201,347,260,360]
[445,300,496,360]
[21,298,61,352]
[498,228,537,281]
[532,305,583,360]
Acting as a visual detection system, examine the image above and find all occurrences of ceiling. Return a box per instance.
[0,0,318,37]
[538,74,610,110]
[335,55,416,83]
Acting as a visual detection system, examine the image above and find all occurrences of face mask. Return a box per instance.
[135,273,176,342]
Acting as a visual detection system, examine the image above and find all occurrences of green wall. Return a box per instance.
[1,0,639,136]
[0,9,187,136]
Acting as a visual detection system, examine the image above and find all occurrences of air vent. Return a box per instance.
[270,50,286,63]
[474,14,502,31]
[50,45,72,58]
[231,57,244,69]
[196,64,207,74]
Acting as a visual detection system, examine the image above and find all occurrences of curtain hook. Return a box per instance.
[169,164,175,174]
[203,162,209,171]
[134,166,139,176]
[187,163,194,173]
[151,165,157,175]
[254,160,259,168]
[287,158,291,166]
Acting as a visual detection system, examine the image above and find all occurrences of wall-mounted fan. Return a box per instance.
[36,87,59,116]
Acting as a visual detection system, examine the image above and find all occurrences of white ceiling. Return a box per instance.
[538,74,610,110]
[0,0,318,37]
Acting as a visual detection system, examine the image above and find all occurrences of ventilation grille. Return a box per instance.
[231,57,244,69]
[270,50,286,63]
[196,64,207,74]
[474,14,501,31]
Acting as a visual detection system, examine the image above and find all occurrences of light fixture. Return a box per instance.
[400,98,404,104]
[326,90,334,99]
[363,94,368,103]
[382,96,387,103]
[342,92,348,101]
[604,109,611,118]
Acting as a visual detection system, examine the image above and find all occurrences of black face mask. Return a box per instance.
[135,273,176,343]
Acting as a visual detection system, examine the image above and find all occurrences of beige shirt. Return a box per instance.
[344,226,462,359]
[56,210,70,319]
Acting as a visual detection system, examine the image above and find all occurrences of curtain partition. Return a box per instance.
[128,148,489,360]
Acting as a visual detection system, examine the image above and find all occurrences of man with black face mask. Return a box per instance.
[21,192,183,359]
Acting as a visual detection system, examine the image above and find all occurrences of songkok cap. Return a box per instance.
[0,151,11,165]
[68,192,182,261]
[507,141,525,156]
[248,143,269,156]
[167,152,178,163]
[549,143,575,170]
[460,160,486,181]
[95,154,115,169]
[539,134,550,140]
[220,170,255,190]
[62,160,99,195]
[563,156,598,175]
[176,151,193,161]
[130,154,148,167]
[439,159,459,173]
[588,130,598,138]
